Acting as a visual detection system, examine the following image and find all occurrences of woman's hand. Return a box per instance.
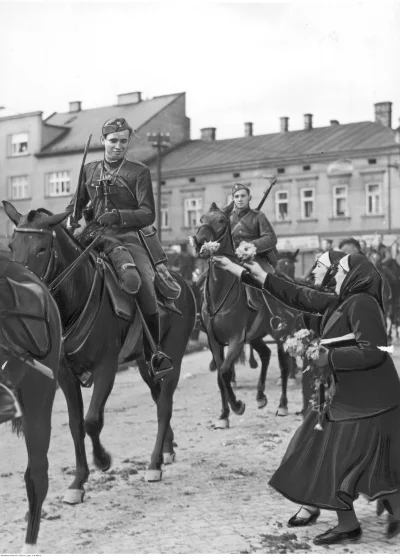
[315,346,329,367]
[213,256,244,277]
[243,261,268,285]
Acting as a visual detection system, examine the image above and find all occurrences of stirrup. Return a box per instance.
[150,351,174,381]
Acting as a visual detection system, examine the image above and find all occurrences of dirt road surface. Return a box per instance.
[1,339,400,554]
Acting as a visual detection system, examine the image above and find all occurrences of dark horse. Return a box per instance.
[193,203,297,426]
[4,202,196,504]
[0,254,62,552]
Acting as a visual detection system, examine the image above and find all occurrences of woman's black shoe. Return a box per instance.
[288,507,320,527]
[313,526,362,545]
[387,519,400,539]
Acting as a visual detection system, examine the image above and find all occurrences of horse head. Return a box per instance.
[3,201,71,282]
[276,249,298,279]
[192,202,232,257]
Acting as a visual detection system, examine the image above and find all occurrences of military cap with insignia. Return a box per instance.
[102,117,133,137]
[232,183,251,195]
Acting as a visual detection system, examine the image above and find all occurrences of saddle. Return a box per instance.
[0,277,50,360]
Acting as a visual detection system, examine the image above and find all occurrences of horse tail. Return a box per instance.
[11,416,24,437]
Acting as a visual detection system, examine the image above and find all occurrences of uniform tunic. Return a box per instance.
[66,158,158,313]
[261,274,400,510]
[230,207,277,267]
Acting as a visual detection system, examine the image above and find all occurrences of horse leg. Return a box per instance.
[220,337,246,417]
[18,374,56,552]
[230,363,237,389]
[250,338,271,409]
[57,359,89,505]
[206,338,231,428]
[84,360,117,472]
[209,357,217,372]
[249,345,258,369]
[276,342,289,416]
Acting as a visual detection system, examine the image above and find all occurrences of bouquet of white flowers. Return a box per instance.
[198,241,221,279]
[235,241,257,262]
[284,328,335,431]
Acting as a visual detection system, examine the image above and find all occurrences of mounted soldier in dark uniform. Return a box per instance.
[66,117,180,373]
[229,182,278,270]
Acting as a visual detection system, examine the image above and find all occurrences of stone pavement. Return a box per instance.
[1,338,400,554]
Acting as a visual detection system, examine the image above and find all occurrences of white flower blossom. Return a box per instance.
[200,241,220,256]
[235,241,257,262]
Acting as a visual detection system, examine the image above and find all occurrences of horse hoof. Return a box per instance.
[257,397,267,409]
[145,469,163,482]
[21,544,36,554]
[163,452,176,465]
[63,488,85,505]
[276,407,288,417]
[233,401,246,416]
[94,452,112,472]
[214,418,230,429]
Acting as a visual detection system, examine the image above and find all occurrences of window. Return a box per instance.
[47,171,71,197]
[333,185,348,217]
[277,168,285,174]
[300,188,315,219]
[303,165,311,171]
[10,133,28,156]
[161,200,169,230]
[184,198,202,227]
[368,158,377,165]
[9,175,29,200]
[189,177,196,183]
[233,172,241,178]
[275,190,289,221]
[366,184,381,215]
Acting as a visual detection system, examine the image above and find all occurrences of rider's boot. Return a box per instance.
[108,245,141,295]
[142,311,174,381]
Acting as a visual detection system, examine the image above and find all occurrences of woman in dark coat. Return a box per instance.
[215,253,400,545]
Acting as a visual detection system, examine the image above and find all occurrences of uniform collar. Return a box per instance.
[233,207,251,218]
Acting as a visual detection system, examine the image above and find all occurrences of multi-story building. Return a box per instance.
[148,102,400,273]
[0,92,190,242]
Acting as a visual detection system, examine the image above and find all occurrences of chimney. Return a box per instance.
[200,127,216,141]
[244,122,253,137]
[374,101,392,128]
[395,118,400,145]
[117,92,142,105]
[330,119,339,126]
[280,116,289,133]
[304,113,313,130]
[69,101,82,113]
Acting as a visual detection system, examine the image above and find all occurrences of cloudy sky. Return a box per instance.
[0,0,399,139]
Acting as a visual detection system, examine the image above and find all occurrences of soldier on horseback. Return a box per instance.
[229,183,278,271]
[66,117,180,375]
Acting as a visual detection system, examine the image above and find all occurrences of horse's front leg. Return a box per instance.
[18,373,56,553]
[220,337,246,418]
[250,338,271,409]
[276,342,289,416]
[84,359,118,472]
[206,335,230,428]
[58,359,90,505]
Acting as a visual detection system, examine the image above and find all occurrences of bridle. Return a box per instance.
[14,227,57,284]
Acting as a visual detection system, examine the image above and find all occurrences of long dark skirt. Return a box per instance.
[269,406,400,511]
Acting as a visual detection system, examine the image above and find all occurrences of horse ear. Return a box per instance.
[209,202,220,211]
[46,211,72,228]
[2,201,22,225]
[223,201,234,215]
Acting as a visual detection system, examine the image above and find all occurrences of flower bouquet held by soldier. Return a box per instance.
[214,252,400,544]
[66,117,181,377]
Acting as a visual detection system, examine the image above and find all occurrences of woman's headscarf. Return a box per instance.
[320,250,345,289]
[338,253,384,310]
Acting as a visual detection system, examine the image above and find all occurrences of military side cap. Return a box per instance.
[232,183,250,195]
[102,117,133,136]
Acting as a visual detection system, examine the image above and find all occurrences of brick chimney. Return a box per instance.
[244,122,253,137]
[330,119,339,126]
[374,102,392,128]
[200,127,216,141]
[280,117,289,133]
[304,114,313,130]
[69,101,82,113]
[117,92,142,105]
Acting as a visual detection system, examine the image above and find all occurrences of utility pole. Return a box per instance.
[147,132,170,242]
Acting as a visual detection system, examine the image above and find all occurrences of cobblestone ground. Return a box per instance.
[1,337,400,554]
